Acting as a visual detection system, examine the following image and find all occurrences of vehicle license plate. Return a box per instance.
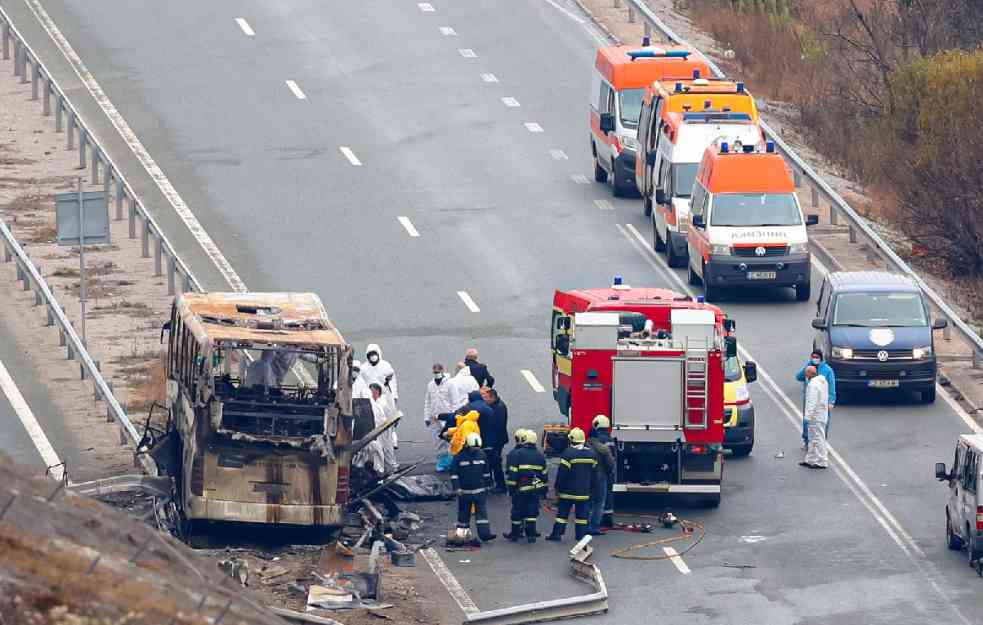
[868,380,900,388]
[747,271,776,280]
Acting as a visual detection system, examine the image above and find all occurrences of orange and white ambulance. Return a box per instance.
[685,141,819,302]
[590,42,711,197]
[636,78,760,219]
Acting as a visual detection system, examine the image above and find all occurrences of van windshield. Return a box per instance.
[619,88,645,127]
[671,163,699,198]
[832,292,928,327]
[709,193,801,227]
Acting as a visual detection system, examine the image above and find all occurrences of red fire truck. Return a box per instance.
[548,279,751,506]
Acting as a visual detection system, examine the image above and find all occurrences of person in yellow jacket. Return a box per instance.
[447,410,481,455]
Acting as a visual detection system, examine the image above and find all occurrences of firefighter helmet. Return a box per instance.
[524,430,538,445]
[514,428,528,444]
[568,427,586,444]
[592,414,610,429]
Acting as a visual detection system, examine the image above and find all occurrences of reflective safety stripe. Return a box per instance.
[456,523,468,529]
[574,519,589,525]
[476,519,490,524]
[559,459,572,468]
[505,480,517,486]
[555,517,568,523]
[459,487,487,495]
[569,458,596,465]
[524,518,538,522]
[557,493,590,501]
[516,464,545,471]
[450,474,459,480]
[518,485,542,492]
[459,460,485,466]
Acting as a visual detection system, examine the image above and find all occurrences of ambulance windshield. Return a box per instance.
[619,88,645,127]
[710,193,801,227]
[671,163,699,198]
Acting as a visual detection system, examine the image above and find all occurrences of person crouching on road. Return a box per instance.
[796,349,836,447]
[547,427,598,542]
[799,366,830,469]
[451,433,497,543]
[504,429,548,544]
[447,410,481,456]
[587,415,616,535]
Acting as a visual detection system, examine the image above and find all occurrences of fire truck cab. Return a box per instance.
[550,280,752,506]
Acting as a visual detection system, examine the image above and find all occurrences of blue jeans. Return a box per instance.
[588,473,608,533]
[802,408,832,443]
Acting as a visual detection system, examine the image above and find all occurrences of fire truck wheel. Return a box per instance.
[688,262,701,286]
[653,218,665,252]
[594,156,608,183]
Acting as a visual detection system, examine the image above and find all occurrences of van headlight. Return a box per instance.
[710,244,731,255]
[620,135,638,151]
[913,346,932,359]
[734,385,750,403]
[831,346,854,360]
[789,242,809,254]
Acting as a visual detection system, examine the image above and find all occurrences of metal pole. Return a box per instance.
[2,23,10,60]
[115,180,124,221]
[830,204,838,226]
[42,78,51,115]
[31,63,39,100]
[19,49,28,84]
[55,98,63,132]
[628,5,635,23]
[13,40,21,77]
[128,197,137,238]
[644,21,651,40]
[79,130,87,169]
[91,151,100,185]
[78,176,87,348]
[67,112,75,150]
[141,217,150,258]
[167,257,176,295]
[154,236,163,276]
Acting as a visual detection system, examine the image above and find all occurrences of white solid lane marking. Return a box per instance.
[439,26,457,36]
[571,173,589,184]
[0,359,64,482]
[480,73,499,83]
[236,17,256,37]
[542,0,609,46]
[662,547,691,575]
[521,370,546,393]
[397,216,420,238]
[234,18,255,36]
[524,122,544,133]
[459,48,477,58]
[594,199,614,211]
[549,149,568,160]
[285,80,307,100]
[457,291,480,313]
[418,2,436,12]
[339,147,362,166]
[543,0,584,23]
[420,548,479,614]
[501,97,521,108]
[25,0,246,292]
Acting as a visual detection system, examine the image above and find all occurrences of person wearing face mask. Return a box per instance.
[351,359,372,400]
[424,363,454,471]
[795,349,836,447]
[361,344,400,453]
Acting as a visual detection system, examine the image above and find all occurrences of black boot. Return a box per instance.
[525,521,539,543]
[504,523,522,542]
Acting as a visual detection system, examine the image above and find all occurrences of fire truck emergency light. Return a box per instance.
[693,69,701,79]
[766,141,776,153]
[627,49,691,60]
[720,142,729,154]
[613,275,623,286]
[737,82,746,93]
[696,295,706,303]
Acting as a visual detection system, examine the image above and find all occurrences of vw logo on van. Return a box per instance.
[877,350,889,362]
[754,246,766,257]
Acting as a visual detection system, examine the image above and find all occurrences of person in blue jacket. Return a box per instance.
[796,349,836,446]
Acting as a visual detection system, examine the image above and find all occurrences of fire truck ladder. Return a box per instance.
[684,340,709,429]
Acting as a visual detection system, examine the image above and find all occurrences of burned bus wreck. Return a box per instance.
[153,292,356,529]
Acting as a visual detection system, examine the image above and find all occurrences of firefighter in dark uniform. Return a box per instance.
[504,429,548,543]
[546,427,597,542]
[450,432,497,542]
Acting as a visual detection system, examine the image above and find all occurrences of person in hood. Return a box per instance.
[464,348,494,388]
[795,349,836,446]
[447,410,481,456]
[446,362,479,412]
[370,383,398,474]
[425,363,454,471]
[351,359,372,400]
[361,344,400,452]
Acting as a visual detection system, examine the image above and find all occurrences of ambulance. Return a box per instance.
[647,110,763,268]
[686,141,819,302]
[590,42,711,197]
[635,77,761,221]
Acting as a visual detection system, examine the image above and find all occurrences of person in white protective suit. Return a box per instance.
[244,350,278,390]
[351,359,372,399]
[799,366,830,469]
[446,362,479,412]
[361,344,400,448]
[370,382,398,474]
[424,363,454,470]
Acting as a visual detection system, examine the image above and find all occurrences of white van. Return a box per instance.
[936,434,983,569]
[650,111,763,268]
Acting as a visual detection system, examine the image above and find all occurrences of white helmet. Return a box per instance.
[592,414,610,429]
[524,430,538,445]
[466,432,483,448]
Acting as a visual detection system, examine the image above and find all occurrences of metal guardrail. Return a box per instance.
[620,0,983,367]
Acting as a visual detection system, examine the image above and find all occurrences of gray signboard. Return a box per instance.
[55,191,110,246]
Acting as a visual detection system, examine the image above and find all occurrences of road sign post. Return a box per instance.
[55,179,108,347]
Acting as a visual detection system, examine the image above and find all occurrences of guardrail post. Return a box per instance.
[167,256,176,295]
[793,168,802,188]
[13,40,21,77]
[55,98,63,132]
[119,426,127,446]
[19,50,28,84]
[31,62,39,100]
[128,197,137,239]
[848,225,857,244]
[628,5,635,22]
[78,130,87,169]
[141,217,150,258]
[66,340,74,361]
[943,318,952,341]
[46,306,54,327]
[92,151,100,184]
[42,77,51,115]
[613,0,621,8]
[3,243,10,263]
[20,266,30,291]
[2,23,10,60]
[811,185,819,208]
[66,112,75,149]
[974,349,981,370]
[644,21,651,40]
[34,290,42,306]
[58,328,65,347]
[115,181,124,221]
[183,273,192,294]
[154,235,163,276]
[106,389,114,422]
[103,168,112,199]
[830,204,839,226]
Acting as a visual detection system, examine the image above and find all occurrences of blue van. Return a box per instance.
[810,271,946,403]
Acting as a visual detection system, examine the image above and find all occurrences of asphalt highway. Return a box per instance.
[3,0,983,622]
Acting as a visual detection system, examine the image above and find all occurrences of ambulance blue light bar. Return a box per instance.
[766,141,776,153]
[627,49,691,60]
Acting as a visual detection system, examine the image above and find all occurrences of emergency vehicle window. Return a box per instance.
[832,292,928,327]
[658,160,669,193]
[599,82,612,113]
[606,87,616,116]
[638,104,650,150]
[590,70,602,111]
[671,163,699,198]
[723,355,743,382]
[816,279,829,317]
[709,193,802,227]
[965,452,978,493]
[691,184,708,218]
[619,88,645,127]
[954,445,964,481]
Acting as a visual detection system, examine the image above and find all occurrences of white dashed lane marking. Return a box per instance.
[481,73,499,83]
[0,359,64,482]
[397,216,420,237]
[521,370,546,393]
[339,146,362,166]
[457,291,480,313]
[439,26,457,36]
[571,173,590,184]
[549,149,568,160]
[594,199,614,210]
[418,2,436,12]
[285,80,307,99]
[235,18,255,36]
[501,97,520,107]
[524,122,544,133]
[663,547,691,575]
[459,48,477,58]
